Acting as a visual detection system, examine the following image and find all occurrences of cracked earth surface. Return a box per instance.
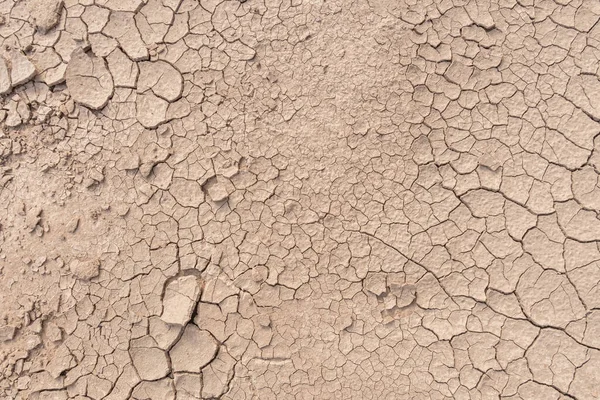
[1,0,600,399]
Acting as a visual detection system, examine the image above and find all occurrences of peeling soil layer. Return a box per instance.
[1,0,600,399]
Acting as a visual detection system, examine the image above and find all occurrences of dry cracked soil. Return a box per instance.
[0,0,600,399]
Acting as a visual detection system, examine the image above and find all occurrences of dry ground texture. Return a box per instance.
[1,0,600,398]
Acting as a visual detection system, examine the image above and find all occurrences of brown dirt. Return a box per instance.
[1,0,600,399]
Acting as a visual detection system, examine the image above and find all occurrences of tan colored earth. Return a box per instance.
[1,0,600,399]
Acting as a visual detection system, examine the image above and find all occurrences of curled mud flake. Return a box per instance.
[65,48,114,110]
[5,100,30,128]
[204,176,235,202]
[10,51,36,88]
[69,258,100,281]
[65,217,79,233]
[161,275,201,325]
[0,324,16,342]
[0,58,10,94]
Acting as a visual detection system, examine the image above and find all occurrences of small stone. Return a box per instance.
[66,48,114,110]
[65,217,79,233]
